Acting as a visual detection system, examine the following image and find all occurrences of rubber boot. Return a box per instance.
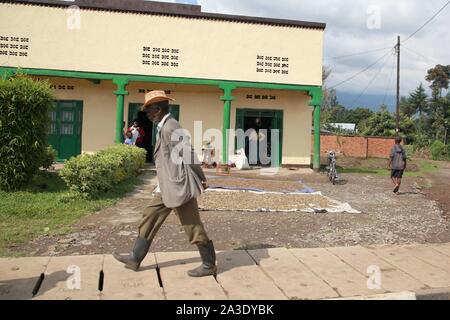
[188,240,217,277]
[113,237,151,271]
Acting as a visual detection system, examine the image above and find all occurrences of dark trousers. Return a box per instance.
[138,194,210,245]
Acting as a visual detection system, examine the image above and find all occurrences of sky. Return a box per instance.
[157,0,450,110]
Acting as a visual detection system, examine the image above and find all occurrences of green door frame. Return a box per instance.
[235,108,283,167]
[48,100,83,162]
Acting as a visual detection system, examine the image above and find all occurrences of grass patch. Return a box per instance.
[338,167,386,176]
[336,159,439,177]
[0,170,143,257]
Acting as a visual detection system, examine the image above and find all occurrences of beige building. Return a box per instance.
[0,0,325,168]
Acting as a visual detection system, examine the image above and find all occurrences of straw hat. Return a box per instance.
[142,90,174,110]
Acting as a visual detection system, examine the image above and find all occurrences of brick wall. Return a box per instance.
[367,137,396,158]
[311,134,396,158]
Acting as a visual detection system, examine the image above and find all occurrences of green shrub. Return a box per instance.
[403,145,414,160]
[40,145,57,170]
[59,145,146,197]
[430,141,449,161]
[412,134,432,151]
[0,75,54,191]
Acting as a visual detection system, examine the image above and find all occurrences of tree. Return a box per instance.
[359,106,396,137]
[358,105,414,140]
[429,95,450,144]
[400,96,415,118]
[426,64,450,99]
[346,108,374,127]
[404,83,430,134]
[426,65,450,144]
[328,104,348,123]
[409,83,429,118]
[320,66,335,125]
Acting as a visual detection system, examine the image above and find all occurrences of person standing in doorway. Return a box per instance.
[129,119,145,147]
[124,130,134,146]
[389,136,407,194]
[113,90,217,278]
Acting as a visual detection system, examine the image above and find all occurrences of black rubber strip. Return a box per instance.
[98,270,104,292]
[156,267,163,288]
[32,273,45,297]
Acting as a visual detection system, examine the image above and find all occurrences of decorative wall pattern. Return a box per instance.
[142,46,180,68]
[0,36,30,57]
[256,55,289,75]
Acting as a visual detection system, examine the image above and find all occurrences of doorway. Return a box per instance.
[236,109,283,166]
[48,100,83,161]
[128,103,180,163]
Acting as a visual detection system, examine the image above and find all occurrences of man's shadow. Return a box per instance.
[139,247,273,275]
[0,271,69,300]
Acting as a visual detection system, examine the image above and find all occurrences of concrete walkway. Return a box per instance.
[1,243,449,300]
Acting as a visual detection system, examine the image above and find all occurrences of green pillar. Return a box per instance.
[219,84,236,164]
[113,77,129,144]
[313,105,321,171]
[309,88,322,171]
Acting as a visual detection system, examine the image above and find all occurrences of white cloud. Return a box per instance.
[154,0,450,97]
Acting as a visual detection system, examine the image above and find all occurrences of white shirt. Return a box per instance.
[154,113,172,194]
[156,113,172,140]
[130,127,140,144]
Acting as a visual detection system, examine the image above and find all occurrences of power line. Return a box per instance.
[329,48,395,89]
[350,51,395,108]
[382,56,397,107]
[402,45,439,64]
[327,47,393,60]
[403,1,450,43]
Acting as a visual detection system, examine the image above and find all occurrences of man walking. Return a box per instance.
[113,90,217,278]
[389,136,407,194]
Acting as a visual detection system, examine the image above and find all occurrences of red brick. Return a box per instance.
[311,135,396,158]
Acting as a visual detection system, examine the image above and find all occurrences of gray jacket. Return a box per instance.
[390,144,407,170]
[154,115,207,208]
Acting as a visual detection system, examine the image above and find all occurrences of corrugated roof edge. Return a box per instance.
[0,0,327,30]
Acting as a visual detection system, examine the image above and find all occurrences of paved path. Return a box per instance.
[1,243,449,300]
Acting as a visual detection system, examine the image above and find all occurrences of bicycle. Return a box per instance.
[327,151,338,185]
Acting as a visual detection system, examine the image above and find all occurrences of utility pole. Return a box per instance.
[396,35,401,134]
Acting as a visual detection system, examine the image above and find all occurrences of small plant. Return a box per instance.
[430,141,449,161]
[59,145,146,198]
[40,145,57,170]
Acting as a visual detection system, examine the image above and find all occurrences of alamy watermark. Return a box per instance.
[367,5,382,30]
[66,265,81,290]
[367,265,382,290]
[168,121,281,175]
[67,5,81,30]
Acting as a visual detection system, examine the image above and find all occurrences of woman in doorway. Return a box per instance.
[129,119,145,147]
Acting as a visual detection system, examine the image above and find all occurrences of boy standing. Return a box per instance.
[389,136,407,194]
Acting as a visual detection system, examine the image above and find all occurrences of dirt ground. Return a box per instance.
[11,161,450,257]
[420,161,450,220]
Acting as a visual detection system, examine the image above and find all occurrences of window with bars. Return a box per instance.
[61,124,74,135]
[62,111,74,122]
